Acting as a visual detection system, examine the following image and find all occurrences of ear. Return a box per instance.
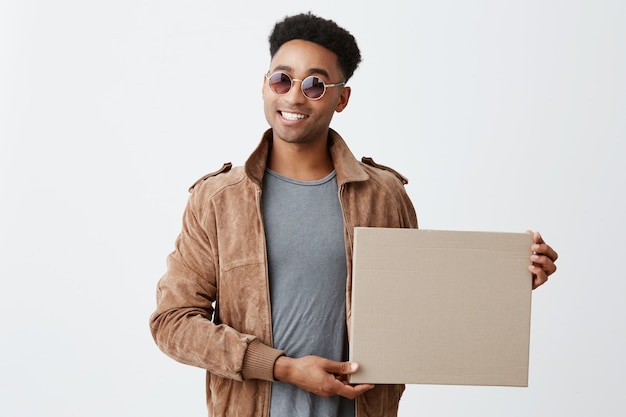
[261,73,267,97]
[335,86,351,113]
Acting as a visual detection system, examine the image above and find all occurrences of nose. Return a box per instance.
[284,79,308,104]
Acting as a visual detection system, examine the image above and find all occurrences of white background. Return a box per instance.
[1,1,624,416]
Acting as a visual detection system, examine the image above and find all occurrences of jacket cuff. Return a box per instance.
[242,339,285,381]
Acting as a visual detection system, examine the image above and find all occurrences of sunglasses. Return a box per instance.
[265,71,346,101]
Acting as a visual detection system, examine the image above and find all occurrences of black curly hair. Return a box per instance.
[268,12,362,82]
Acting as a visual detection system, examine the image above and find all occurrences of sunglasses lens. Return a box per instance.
[301,76,325,99]
[268,72,292,94]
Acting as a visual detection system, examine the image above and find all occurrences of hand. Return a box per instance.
[528,231,558,289]
[273,355,375,399]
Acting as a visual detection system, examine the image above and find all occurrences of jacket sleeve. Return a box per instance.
[399,186,418,229]
[385,170,418,230]
[149,193,284,381]
[360,156,418,230]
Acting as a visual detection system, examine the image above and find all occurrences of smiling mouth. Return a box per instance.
[280,111,307,121]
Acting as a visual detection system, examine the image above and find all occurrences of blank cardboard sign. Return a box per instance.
[349,228,533,386]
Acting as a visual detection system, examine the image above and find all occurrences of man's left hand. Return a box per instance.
[528,231,558,289]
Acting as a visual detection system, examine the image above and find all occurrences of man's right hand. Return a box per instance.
[273,355,375,399]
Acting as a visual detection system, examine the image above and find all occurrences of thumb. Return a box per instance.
[526,230,544,245]
[324,360,359,375]
[336,361,359,375]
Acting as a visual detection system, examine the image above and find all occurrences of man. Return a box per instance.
[150,12,558,417]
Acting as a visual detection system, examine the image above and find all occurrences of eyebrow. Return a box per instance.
[271,65,331,79]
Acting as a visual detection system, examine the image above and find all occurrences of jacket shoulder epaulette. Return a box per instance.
[361,156,408,185]
[188,162,233,192]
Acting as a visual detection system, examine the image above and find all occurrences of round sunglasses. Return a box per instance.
[265,71,346,101]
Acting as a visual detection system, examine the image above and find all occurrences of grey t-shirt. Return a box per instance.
[262,169,354,417]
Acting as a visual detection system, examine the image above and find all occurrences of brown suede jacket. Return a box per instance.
[150,128,418,417]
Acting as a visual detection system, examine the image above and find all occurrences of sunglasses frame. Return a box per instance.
[265,71,346,101]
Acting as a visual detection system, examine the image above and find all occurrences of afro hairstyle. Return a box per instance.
[268,12,362,82]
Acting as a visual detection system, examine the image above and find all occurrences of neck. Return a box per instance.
[268,135,334,181]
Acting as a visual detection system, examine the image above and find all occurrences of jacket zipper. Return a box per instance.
[256,186,273,417]
[338,184,353,255]
[338,183,362,417]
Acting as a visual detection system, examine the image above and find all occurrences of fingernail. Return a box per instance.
[350,363,358,372]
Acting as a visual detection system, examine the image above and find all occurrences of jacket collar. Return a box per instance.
[245,128,370,187]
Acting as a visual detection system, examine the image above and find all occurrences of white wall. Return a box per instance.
[1,1,624,416]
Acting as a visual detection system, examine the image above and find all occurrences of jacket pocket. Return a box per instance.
[217,262,272,343]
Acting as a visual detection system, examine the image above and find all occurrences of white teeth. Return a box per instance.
[281,111,306,121]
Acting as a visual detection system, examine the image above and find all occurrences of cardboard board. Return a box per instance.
[349,228,533,387]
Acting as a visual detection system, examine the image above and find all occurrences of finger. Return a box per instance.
[334,381,375,399]
[335,374,349,383]
[335,374,361,385]
[529,264,548,289]
[317,374,373,398]
[532,244,559,263]
[531,232,559,262]
[531,252,558,275]
[327,361,359,376]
